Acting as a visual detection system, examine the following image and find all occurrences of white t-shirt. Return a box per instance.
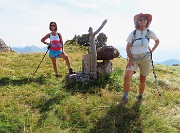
[126,29,158,54]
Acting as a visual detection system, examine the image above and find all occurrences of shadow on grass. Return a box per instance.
[63,69,123,94]
[63,78,108,94]
[90,102,142,133]
[36,93,67,127]
[0,76,46,86]
[38,94,66,113]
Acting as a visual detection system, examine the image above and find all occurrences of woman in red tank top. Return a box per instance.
[41,22,74,77]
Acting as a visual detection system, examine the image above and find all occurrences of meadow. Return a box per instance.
[0,44,179,133]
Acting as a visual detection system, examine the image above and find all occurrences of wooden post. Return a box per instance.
[88,19,107,79]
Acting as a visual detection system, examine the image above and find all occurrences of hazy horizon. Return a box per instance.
[9,44,180,63]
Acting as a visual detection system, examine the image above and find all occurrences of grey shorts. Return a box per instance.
[126,53,151,76]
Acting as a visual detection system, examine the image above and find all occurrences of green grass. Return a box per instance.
[0,44,179,133]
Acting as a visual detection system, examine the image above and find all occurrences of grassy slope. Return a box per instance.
[0,44,179,133]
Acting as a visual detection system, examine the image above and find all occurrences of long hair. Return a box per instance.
[135,18,150,29]
[49,22,57,31]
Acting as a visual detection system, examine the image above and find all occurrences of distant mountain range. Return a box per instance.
[155,59,180,66]
[11,45,180,66]
[11,45,47,53]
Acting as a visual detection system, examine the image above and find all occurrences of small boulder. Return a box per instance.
[97,46,120,60]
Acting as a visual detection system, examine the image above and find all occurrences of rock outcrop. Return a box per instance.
[0,38,12,52]
[97,46,120,60]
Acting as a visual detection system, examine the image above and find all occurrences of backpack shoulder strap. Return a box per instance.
[145,29,150,42]
[57,32,63,44]
[57,32,61,38]
[132,29,136,45]
[48,33,51,38]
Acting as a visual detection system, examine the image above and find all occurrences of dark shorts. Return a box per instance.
[49,50,62,58]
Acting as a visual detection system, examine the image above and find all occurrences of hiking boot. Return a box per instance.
[136,95,143,103]
[55,74,61,78]
[69,68,75,74]
[117,96,128,105]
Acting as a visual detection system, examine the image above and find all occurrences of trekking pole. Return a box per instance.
[150,51,161,96]
[32,47,49,78]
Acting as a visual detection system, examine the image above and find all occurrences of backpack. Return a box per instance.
[132,29,150,45]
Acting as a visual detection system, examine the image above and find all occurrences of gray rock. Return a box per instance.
[0,38,12,52]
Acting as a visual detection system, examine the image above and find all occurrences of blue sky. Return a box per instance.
[0,0,179,62]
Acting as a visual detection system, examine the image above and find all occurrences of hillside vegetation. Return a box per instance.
[0,44,179,133]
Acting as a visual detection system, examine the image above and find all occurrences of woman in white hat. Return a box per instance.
[120,13,160,104]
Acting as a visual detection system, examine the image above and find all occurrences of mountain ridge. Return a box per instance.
[11,45,47,53]
[11,45,180,66]
[155,59,180,66]
[0,44,179,132]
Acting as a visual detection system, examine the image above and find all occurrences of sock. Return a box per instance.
[138,93,143,96]
[138,94,143,98]
[123,92,129,98]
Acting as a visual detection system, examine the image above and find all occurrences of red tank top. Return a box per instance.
[49,33,62,51]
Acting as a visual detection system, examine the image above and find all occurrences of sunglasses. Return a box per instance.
[51,25,56,27]
[138,18,147,21]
